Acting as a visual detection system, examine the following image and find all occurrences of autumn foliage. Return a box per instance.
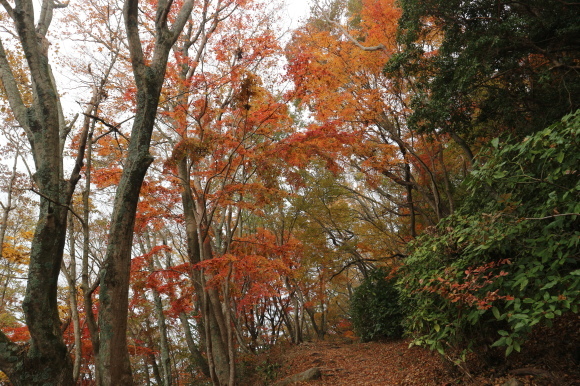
[0,0,578,385]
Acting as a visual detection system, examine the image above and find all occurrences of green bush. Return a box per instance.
[256,359,281,383]
[398,111,580,359]
[350,268,403,342]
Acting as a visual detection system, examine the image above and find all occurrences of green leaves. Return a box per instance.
[350,268,403,342]
[398,111,580,357]
[389,0,580,140]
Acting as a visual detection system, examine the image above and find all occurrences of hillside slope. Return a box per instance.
[243,314,579,385]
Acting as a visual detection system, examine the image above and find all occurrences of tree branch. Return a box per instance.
[123,0,145,71]
[523,213,580,221]
[29,187,85,225]
[315,3,387,53]
[167,0,195,43]
[0,0,13,18]
[0,38,32,137]
[328,18,387,52]
[82,113,130,142]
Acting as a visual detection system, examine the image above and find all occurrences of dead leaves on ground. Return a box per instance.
[266,339,448,385]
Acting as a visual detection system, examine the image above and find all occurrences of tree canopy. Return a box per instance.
[388,0,580,140]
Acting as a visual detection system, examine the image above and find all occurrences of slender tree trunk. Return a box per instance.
[0,149,18,260]
[305,307,321,340]
[65,216,82,382]
[450,132,474,166]
[179,312,211,378]
[295,296,304,344]
[201,239,231,385]
[143,360,152,386]
[178,160,231,385]
[404,162,416,238]
[279,298,295,343]
[0,152,17,314]
[148,353,163,385]
[289,281,305,345]
[81,112,102,385]
[438,146,455,215]
[205,297,231,385]
[152,283,173,386]
[142,233,173,386]
[224,263,236,386]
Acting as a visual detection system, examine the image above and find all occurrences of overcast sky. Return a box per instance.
[283,0,312,29]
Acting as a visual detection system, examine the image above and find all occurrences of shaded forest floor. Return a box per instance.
[241,314,580,385]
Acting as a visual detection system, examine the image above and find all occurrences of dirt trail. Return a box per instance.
[259,331,580,386]
[268,339,451,385]
[240,314,580,385]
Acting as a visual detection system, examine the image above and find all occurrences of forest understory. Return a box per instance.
[245,314,580,386]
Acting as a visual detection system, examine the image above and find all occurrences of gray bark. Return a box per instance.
[96,0,194,384]
[64,216,82,382]
[178,160,231,385]
[0,0,86,383]
[0,150,19,261]
[142,233,173,386]
[178,312,211,378]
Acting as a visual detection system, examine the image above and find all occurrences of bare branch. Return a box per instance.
[37,0,69,36]
[123,0,145,71]
[0,0,14,18]
[167,0,195,42]
[29,187,86,225]
[156,0,174,32]
[315,3,387,52]
[523,213,580,221]
[83,113,131,142]
[327,18,387,52]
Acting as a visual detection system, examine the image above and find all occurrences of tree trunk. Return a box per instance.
[0,149,18,260]
[81,94,103,385]
[96,0,194,383]
[64,216,82,382]
[143,233,173,386]
[0,0,78,382]
[178,160,232,385]
[179,312,211,378]
[148,353,163,386]
[403,161,416,238]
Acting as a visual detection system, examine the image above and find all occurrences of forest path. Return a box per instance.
[254,321,580,386]
[271,339,449,385]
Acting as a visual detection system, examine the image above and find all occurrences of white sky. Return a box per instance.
[283,0,312,29]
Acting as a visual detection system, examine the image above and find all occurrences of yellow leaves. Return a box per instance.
[0,46,34,107]
[57,303,71,321]
[2,242,30,264]
[1,235,30,265]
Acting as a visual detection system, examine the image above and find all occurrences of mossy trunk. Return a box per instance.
[0,0,76,382]
[96,0,194,382]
